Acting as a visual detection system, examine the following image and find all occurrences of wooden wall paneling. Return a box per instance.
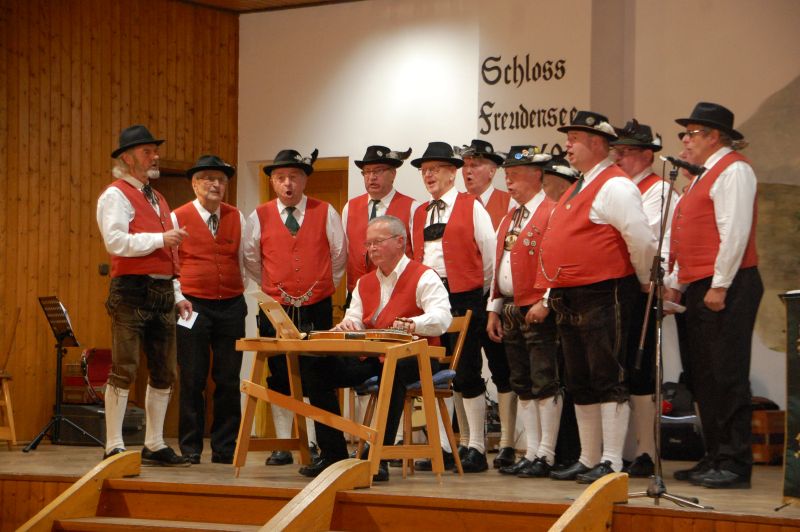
[0,1,7,343]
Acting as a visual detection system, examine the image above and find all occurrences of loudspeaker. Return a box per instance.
[660,414,704,461]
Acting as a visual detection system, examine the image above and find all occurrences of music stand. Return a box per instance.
[23,296,104,451]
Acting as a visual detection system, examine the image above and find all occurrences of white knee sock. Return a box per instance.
[497,391,517,449]
[144,385,171,452]
[436,397,453,453]
[536,396,563,466]
[463,395,486,454]
[271,403,294,439]
[396,411,405,444]
[630,394,656,458]
[600,401,631,472]
[518,399,540,462]
[303,397,316,445]
[104,385,129,453]
[574,403,602,468]
[453,391,469,447]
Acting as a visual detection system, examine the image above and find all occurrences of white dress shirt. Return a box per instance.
[96,176,166,258]
[487,190,546,314]
[478,185,519,211]
[242,194,347,288]
[631,169,678,262]
[666,147,757,290]
[581,159,658,284]
[170,199,248,304]
[421,187,496,292]
[342,255,452,337]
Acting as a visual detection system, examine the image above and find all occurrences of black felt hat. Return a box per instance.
[557,111,618,140]
[410,142,464,169]
[354,145,412,169]
[111,125,164,158]
[460,139,505,166]
[263,149,319,177]
[675,101,743,140]
[611,119,663,152]
[542,156,580,182]
[187,154,235,179]
[501,146,551,168]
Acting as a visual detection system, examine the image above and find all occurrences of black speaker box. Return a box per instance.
[57,404,145,446]
[660,414,704,461]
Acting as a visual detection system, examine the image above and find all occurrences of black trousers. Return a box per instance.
[684,267,763,476]
[550,275,639,405]
[257,297,333,395]
[302,355,438,461]
[447,287,488,399]
[625,291,657,396]
[480,292,512,393]
[177,295,246,458]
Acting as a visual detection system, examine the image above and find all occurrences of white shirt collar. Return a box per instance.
[703,147,733,170]
[583,158,614,185]
[122,175,146,190]
[376,254,410,284]
[277,194,307,214]
[193,199,219,219]
[433,186,459,206]
[523,189,546,213]
[479,186,496,206]
[369,188,396,206]
[631,168,654,185]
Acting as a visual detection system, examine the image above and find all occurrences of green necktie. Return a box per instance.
[285,206,300,235]
[567,175,585,200]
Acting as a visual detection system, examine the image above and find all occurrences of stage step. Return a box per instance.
[54,516,262,531]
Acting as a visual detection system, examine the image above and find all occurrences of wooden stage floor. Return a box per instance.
[2,441,799,522]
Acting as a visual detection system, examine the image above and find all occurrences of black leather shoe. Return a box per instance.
[700,469,751,489]
[349,443,370,459]
[373,461,390,482]
[309,443,320,462]
[576,460,614,484]
[673,455,713,481]
[461,448,489,473]
[142,446,191,467]
[517,457,552,478]
[624,453,654,478]
[184,453,201,465]
[499,457,532,475]
[550,460,591,480]
[211,453,233,464]
[103,447,126,460]
[415,450,455,471]
[298,456,341,478]
[493,446,516,469]
[457,445,469,461]
[266,450,293,466]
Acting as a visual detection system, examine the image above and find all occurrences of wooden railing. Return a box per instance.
[549,472,628,531]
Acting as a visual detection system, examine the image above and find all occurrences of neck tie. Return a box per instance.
[511,205,529,231]
[426,199,446,225]
[285,206,300,235]
[142,184,158,208]
[567,175,585,200]
[208,213,219,236]
[370,199,379,220]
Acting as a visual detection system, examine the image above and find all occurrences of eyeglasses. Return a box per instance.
[419,164,453,176]
[611,146,644,158]
[678,128,708,141]
[363,235,400,249]
[361,167,391,178]
[196,175,229,184]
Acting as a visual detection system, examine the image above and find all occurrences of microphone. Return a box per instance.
[660,155,704,176]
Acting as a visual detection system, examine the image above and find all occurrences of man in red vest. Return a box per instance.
[536,111,657,483]
[665,102,762,489]
[487,147,562,478]
[96,125,190,466]
[460,139,518,468]
[609,120,678,478]
[410,142,496,473]
[302,215,452,480]
[243,148,346,470]
[170,155,246,465]
[343,145,419,300]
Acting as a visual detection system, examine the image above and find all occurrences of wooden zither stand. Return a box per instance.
[232,294,446,481]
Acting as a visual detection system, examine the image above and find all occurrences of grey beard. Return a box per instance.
[146,168,160,180]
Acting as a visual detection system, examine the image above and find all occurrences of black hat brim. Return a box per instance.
[187,164,235,179]
[262,162,314,177]
[675,117,743,140]
[111,138,165,159]
[609,138,663,152]
[410,156,464,169]
[557,125,617,141]
[354,158,403,170]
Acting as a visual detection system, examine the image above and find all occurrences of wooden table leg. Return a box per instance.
[233,352,267,477]
[371,351,399,477]
[286,352,310,465]
[416,345,444,481]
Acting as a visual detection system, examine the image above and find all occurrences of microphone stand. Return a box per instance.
[628,165,710,509]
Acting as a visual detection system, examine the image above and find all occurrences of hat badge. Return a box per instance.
[486,146,493,153]
[293,154,302,162]
[377,150,384,156]
[585,116,596,126]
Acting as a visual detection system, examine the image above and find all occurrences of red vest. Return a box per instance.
[482,188,511,230]
[107,180,178,278]
[493,197,554,306]
[538,164,635,288]
[358,260,441,346]
[345,191,415,292]
[669,152,758,283]
[256,198,334,305]
[173,202,244,299]
[412,193,484,293]
[637,173,664,195]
